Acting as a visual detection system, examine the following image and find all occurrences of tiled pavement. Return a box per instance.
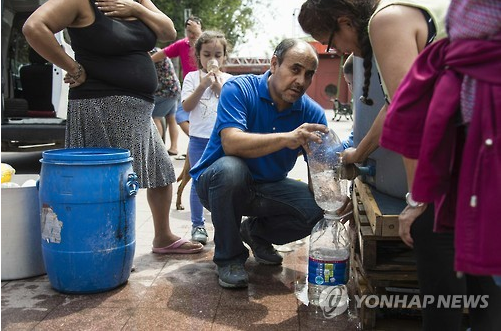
[1,116,422,330]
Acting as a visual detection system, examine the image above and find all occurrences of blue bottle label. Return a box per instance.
[307,257,348,286]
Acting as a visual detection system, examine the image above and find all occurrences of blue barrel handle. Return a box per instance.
[126,173,139,196]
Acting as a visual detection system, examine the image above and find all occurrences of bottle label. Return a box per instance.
[308,257,348,286]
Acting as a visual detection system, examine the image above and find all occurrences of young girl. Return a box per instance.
[181,31,232,245]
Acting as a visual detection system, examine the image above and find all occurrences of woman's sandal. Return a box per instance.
[152,238,203,254]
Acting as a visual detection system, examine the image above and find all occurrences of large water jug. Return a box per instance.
[307,129,348,212]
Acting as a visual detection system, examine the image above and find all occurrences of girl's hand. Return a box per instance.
[210,74,223,97]
[200,72,215,90]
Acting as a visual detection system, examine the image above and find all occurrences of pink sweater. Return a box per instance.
[162,38,197,79]
[380,37,501,275]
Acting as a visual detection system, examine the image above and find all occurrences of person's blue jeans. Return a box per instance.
[188,136,209,228]
[194,156,324,267]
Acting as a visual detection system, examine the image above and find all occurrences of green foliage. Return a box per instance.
[153,0,260,54]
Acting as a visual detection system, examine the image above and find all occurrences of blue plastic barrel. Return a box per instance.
[39,148,139,294]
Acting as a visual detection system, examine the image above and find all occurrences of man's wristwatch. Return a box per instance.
[405,192,425,208]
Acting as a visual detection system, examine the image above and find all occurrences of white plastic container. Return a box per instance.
[1,174,46,280]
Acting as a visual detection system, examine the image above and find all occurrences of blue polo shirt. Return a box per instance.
[189,70,327,183]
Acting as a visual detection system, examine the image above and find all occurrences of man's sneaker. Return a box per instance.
[191,226,208,245]
[240,217,283,265]
[216,264,249,288]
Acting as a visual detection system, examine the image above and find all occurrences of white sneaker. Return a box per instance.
[191,226,208,245]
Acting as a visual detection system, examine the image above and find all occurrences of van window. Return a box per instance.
[6,13,31,99]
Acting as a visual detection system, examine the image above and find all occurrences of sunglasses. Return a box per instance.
[326,29,335,53]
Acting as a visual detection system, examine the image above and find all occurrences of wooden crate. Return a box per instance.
[350,180,420,329]
[350,252,376,329]
[354,178,403,237]
[352,181,416,273]
[351,255,421,330]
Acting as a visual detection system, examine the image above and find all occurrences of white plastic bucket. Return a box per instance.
[1,174,46,280]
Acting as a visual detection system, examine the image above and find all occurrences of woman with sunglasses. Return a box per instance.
[298,1,473,330]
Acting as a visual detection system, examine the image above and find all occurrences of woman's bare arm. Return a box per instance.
[22,0,89,77]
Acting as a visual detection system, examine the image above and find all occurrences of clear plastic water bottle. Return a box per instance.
[307,211,350,316]
[307,129,348,212]
[207,58,219,73]
[306,129,351,315]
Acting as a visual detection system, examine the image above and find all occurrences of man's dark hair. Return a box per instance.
[273,39,317,66]
[273,39,297,65]
[185,16,202,28]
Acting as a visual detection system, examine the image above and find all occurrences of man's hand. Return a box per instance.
[398,204,427,248]
[287,123,328,153]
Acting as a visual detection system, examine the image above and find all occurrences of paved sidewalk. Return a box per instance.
[1,116,421,330]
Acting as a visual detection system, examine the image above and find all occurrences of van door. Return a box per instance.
[1,0,71,151]
[52,31,72,119]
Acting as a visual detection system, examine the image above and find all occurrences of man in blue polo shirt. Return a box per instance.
[190,38,328,288]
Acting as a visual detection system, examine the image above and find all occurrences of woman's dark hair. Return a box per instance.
[298,0,376,105]
[194,31,229,69]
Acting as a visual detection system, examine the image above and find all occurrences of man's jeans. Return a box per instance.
[194,156,323,267]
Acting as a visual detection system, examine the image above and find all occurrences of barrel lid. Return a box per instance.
[41,148,131,163]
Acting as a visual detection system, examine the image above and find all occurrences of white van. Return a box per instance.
[1,0,72,151]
